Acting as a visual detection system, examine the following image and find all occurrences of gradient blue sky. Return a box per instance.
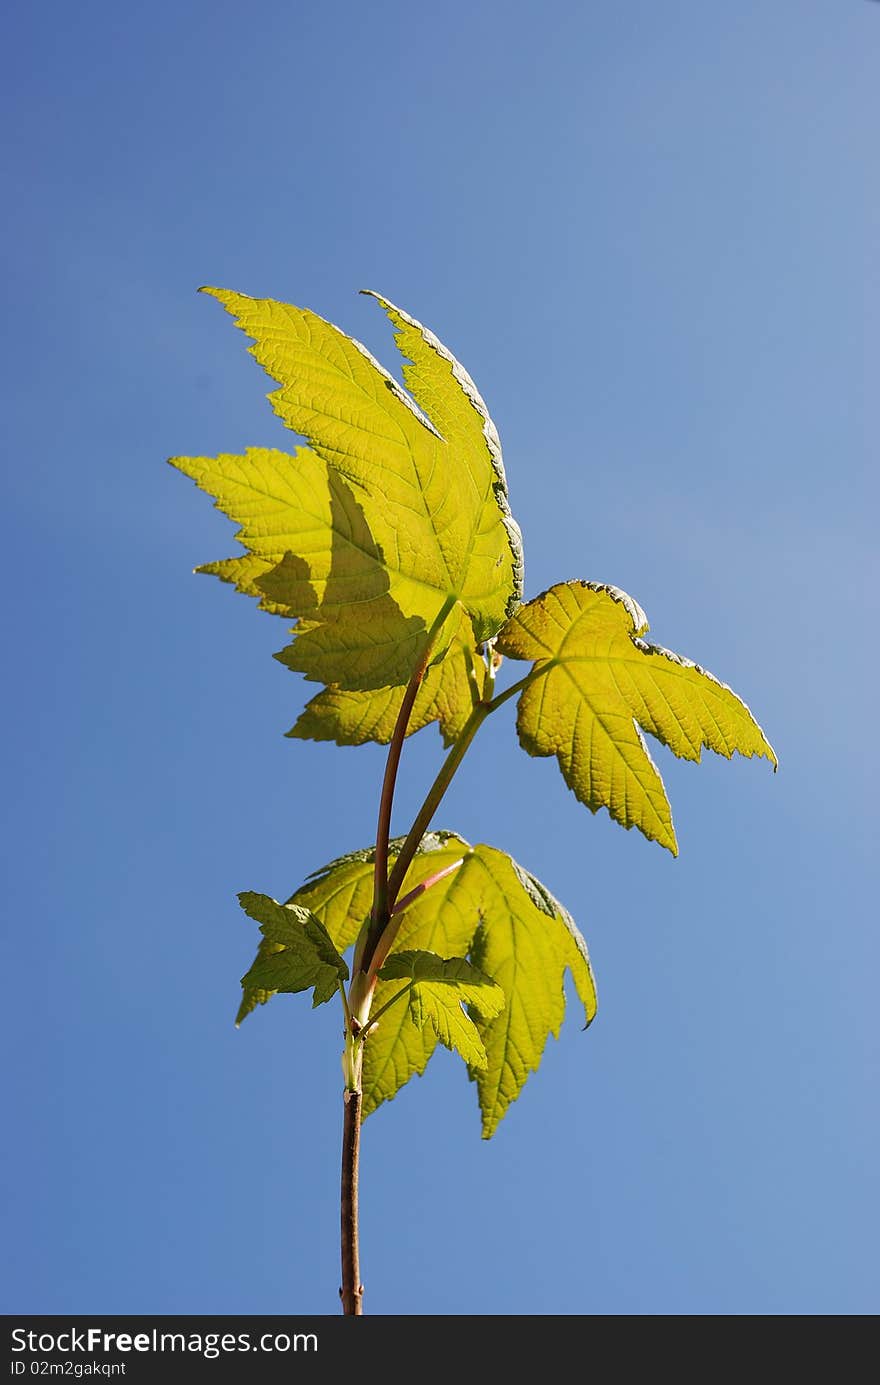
[2,0,877,1316]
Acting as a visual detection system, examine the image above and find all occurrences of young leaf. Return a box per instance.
[283,833,597,1132]
[463,848,595,1138]
[291,834,473,1112]
[288,607,479,747]
[496,581,777,855]
[236,893,349,1023]
[171,289,524,694]
[170,444,447,690]
[377,951,505,1069]
[291,831,469,948]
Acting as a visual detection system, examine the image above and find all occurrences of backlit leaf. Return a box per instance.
[378,951,504,1069]
[170,289,523,694]
[236,893,348,1023]
[276,832,597,1133]
[288,607,479,747]
[496,581,777,855]
[295,833,472,1113]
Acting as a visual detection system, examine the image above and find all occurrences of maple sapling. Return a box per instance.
[171,287,776,1314]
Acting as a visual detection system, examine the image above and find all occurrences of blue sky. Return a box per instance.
[2,0,877,1315]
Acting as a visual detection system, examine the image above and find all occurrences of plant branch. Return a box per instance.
[364,602,457,959]
[340,1090,363,1316]
[360,701,490,981]
[339,648,543,1316]
[369,660,431,929]
[386,700,489,909]
[364,661,552,976]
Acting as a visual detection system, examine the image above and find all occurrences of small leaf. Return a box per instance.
[496,581,777,854]
[284,832,596,1131]
[463,846,596,1137]
[378,950,505,1069]
[236,893,348,1022]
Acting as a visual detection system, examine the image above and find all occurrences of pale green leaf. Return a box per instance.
[361,291,523,604]
[378,950,505,1069]
[169,444,447,690]
[170,288,523,694]
[282,831,596,1131]
[236,893,348,1022]
[289,831,465,953]
[288,607,479,747]
[462,846,596,1137]
[496,581,777,855]
[291,833,473,1114]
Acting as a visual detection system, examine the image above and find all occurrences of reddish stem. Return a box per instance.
[391,857,464,915]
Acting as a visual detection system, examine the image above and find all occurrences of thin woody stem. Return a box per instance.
[371,662,553,975]
[340,1091,363,1316]
[385,701,489,912]
[369,658,432,930]
[363,602,456,960]
[340,603,457,1318]
[339,649,550,1316]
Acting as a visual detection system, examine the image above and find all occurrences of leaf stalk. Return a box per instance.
[359,601,457,977]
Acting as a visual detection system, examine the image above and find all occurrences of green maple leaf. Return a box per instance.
[287,606,479,747]
[235,834,458,1026]
[256,832,597,1136]
[377,951,505,1069]
[496,581,777,854]
[236,893,348,1021]
[464,854,595,1137]
[170,289,523,694]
